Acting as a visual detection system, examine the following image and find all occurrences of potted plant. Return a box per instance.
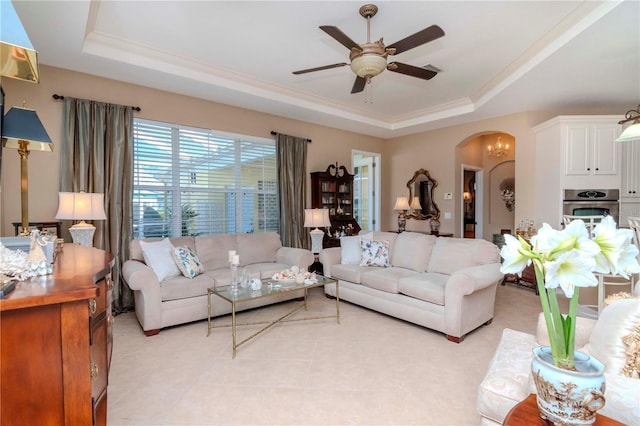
[500,216,640,424]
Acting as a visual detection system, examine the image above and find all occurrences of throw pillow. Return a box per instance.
[585,297,640,376]
[340,232,372,265]
[359,239,390,267]
[621,324,640,378]
[139,238,181,282]
[171,246,204,279]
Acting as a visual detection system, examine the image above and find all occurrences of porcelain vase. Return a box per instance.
[531,346,606,425]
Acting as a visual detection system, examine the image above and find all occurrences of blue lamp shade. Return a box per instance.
[0,0,39,82]
[2,106,53,152]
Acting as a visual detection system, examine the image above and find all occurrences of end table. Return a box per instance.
[503,394,623,426]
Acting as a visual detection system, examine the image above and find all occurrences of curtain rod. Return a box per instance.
[52,94,141,112]
[270,131,311,143]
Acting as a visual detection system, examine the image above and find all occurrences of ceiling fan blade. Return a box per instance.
[387,25,445,55]
[320,26,362,51]
[387,62,438,80]
[351,76,367,94]
[292,63,349,75]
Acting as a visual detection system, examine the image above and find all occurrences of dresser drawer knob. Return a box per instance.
[106,275,114,291]
[90,363,99,380]
[89,299,97,314]
[108,315,115,327]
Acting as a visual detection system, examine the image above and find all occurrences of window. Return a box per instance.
[133,119,278,238]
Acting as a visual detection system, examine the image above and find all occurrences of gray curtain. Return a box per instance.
[60,97,134,312]
[275,133,308,248]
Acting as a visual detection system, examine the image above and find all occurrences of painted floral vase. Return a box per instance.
[531,346,606,425]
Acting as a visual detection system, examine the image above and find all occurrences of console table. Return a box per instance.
[0,245,114,426]
[12,220,61,237]
[503,394,623,425]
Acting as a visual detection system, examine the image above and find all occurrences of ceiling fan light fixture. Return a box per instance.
[350,54,387,78]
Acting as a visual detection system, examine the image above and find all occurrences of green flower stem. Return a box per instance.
[533,260,571,368]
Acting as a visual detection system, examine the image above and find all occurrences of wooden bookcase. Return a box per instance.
[311,164,361,247]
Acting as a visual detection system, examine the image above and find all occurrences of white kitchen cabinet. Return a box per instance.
[565,122,619,176]
[621,140,640,200]
[533,116,621,227]
[619,201,640,228]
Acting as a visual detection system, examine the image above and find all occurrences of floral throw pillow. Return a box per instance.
[171,246,204,279]
[360,239,390,268]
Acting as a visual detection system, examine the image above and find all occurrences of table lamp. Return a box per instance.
[394,196,410,232]
[304,208,331,273]
[2,106,53,235]
[55,192,107,247]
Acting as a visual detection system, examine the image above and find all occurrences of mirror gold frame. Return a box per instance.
[407,168,440,220]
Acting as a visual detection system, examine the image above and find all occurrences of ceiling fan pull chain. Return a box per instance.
[365,78,374,104]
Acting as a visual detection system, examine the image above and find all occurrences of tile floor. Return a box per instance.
[107,282,552,425]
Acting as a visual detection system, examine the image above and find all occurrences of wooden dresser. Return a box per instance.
[0,244,114,426]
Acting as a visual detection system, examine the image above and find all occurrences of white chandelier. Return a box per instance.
[487,136,510,158]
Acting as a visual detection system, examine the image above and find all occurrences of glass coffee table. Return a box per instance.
[207,275,339,358]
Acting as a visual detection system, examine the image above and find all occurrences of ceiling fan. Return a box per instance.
[292,4,445,94]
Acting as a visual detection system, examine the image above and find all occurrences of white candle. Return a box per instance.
[228,250,236,262]
[232,254,240,265]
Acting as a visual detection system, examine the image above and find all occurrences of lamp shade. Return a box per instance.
[394,197,410,211]
[410,197,421,210]
[616,122,640,142]
[304,208,331,229]
[55,192,107,221]
[0,0,39,82]
[2,106,52,151]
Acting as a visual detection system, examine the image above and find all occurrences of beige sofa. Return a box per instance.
[122,232,314,335]
[477,302,640,425]
[319,231,503,342]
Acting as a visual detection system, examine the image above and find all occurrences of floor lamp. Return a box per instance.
[1,106,53,236]
[304,208,331,274]
[55,192,107,247]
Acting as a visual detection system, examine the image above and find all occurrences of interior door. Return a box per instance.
[353,151,380,232]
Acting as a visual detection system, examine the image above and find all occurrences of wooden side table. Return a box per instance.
[503,394,624,425]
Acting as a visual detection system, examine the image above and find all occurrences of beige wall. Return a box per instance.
[385,114,535,236]
[0,65,627,239]
[0,65,384,236]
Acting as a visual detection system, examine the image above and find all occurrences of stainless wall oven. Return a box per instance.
[562,189,619,224]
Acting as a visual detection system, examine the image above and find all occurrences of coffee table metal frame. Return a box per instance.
[207,275,339,358]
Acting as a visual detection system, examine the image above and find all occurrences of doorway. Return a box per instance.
[352,150,381,232]
[461,165,483,238]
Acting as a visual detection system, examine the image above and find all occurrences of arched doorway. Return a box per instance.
[457,132,515,240]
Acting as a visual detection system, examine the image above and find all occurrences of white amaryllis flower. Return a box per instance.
[542,250,598,298]
[498,216,640,369]
[499,234,532,275]
[592,216,635,276]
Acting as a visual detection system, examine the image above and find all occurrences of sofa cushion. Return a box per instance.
[585,297,640,376]
[139,238,181,282]
[130,236,195,263]
[340,233,372,265]
[427,238,499,275]
[331,263,369,284]
[360,267,418,294]
[195,234,238,271]
[237,232,281,265]
[391,232,437,272]
[398,272,448,305]
[360,239,390,267]
[171,246,204,278]
[372,231,399,253]
[160,274,213,301]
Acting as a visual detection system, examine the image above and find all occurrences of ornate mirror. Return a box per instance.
[407,168,440,220]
